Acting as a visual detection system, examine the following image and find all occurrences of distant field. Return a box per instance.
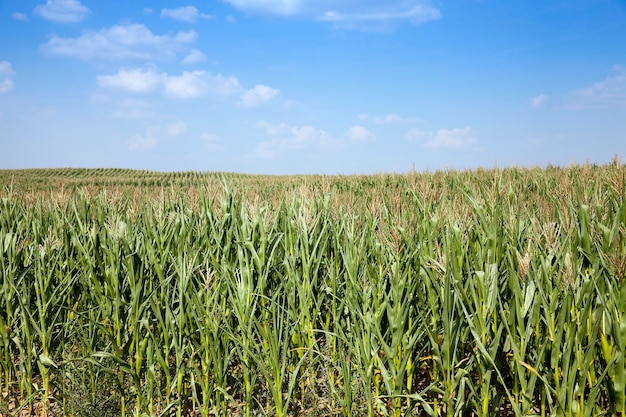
[1,163,625,416]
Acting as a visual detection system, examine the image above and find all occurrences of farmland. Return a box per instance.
[0,162,625,416]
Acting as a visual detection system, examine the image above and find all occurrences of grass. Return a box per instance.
[0,160,625,416]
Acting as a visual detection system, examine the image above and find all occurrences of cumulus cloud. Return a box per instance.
[223,0,440,28]
[181,49,206,64]
[531,94,548,107]
[33,0,90,23]
[345,125,375,142]
[163,71,208,98]
[0,61,15,94]
[240,85,280,107]
[405,126,477,149]
[567,65,626,109]
[256,122,333,157]
[40,23,197,61]
[164,71,241,98]
[96,67,244,99]
[160,6,214,23]
[256,121,375,157]
[12,12,29,21]
[96,67,162,93]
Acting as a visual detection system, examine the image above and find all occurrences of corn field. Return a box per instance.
[1,161,625,416]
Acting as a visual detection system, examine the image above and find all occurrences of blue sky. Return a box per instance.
[0,0,625,174]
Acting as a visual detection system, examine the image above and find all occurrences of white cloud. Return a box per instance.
[110,99,154,120]
[33,0,90,23]
[127,122,190,150]
[96,67,162,93]
[320,4,440,27]
[0,61,15,94]
[223,0,440,27]
[227,15,237,23]
[160,6,214,23]
[376,114,402,124]
[0,78,14,94]
[240,85,280,107]
[128,129,156,151]
[405,126,477,149]
[143,8,153,14]
[256,121,374,157]
[256,121,333,157]
[531,94,548,107]
[181,49,206,64]
[164,71,241,98]
[40,23,197,61]
[427,127,477,149]
[167,120,187,137]
[201,133,221,150]
[568,65,626,109]
[201,133,220,142]
[12,12,29,21]
[163,71,207,98]
[345,125,375,142]
[404,128,431,143]
[359,113,413,124]
[225,0,303,16]
[96,67,247,100]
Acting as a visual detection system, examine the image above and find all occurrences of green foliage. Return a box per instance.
[0,161,625,416]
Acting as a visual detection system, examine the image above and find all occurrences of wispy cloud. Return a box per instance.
[530,94,548,107]
[109,99,155,120]
[33,0,90,23]
[223,0,440,28]
[224,0,302,16]
[256,121,375,157]
[128,128,156,151]
[567,65,626,109]
[405,126,478,149]
[358,113,420,124]
[320,4,440,29]
[160,6,214,23]
[12,12,29,21]
[40,23,197,61]
[200,133,221,150]
[128,121,188,150]
[0,61,15,94]
[167,120,187,137]
[240,85,280,107]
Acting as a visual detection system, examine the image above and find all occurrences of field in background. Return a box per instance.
[1,162,625,416]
